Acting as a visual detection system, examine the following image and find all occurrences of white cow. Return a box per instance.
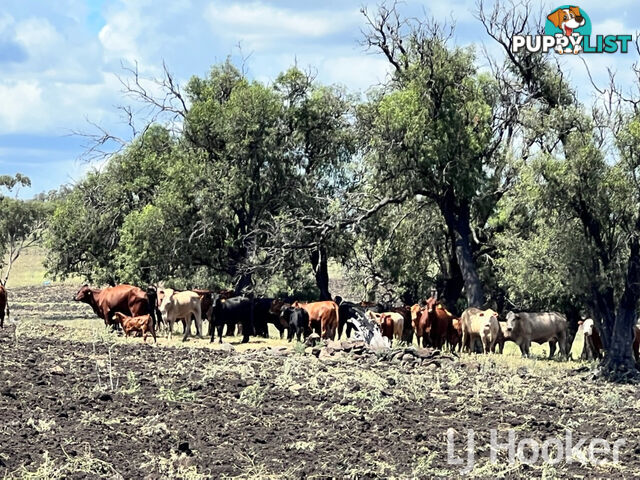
[504,311,568,358]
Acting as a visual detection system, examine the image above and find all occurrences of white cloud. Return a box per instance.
[14,17,61,51]
[0,81,43,132]
[205,2,359,45]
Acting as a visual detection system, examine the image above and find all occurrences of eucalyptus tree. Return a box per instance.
[479,0,640,378]
[357,3,517,308]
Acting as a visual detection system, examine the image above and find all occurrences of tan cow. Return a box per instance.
[159,288,202,342]
[460,307,500,354]
[504,311,569,358]
[365,310,404,341]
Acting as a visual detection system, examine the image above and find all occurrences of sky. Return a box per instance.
[0,0,638,197]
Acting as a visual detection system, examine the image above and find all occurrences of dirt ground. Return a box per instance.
[1,286,640,479]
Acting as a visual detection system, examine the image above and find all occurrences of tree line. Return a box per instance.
[3,2,640,379]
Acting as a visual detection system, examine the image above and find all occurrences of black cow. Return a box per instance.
[210,296,251,343]
[253,298,285,339]
[283,306,310,342]
[209,295,281,343]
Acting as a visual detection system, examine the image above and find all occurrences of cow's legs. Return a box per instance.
[548,340,557,359]
[557,331,569,359]
[226,322,235,336]
[194,310,203,339]
[182,317,191,341]
[461,331,469,353]
[149,321,157,344]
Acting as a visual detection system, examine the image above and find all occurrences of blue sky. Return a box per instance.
[0,0,638,197]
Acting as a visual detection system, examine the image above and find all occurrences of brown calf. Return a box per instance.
[112,312,156,343]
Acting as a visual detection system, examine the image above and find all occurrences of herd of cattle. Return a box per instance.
[0,282,636,360]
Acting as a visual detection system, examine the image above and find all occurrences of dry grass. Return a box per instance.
[3,247,81,288]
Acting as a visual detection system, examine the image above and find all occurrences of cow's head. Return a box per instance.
[425,297,438,314]
[505,311,520,337]
[365,310,381,325]
[158,288,175,317]
[270,299,286,316]
[410,304,422,325]
[74,284,92,302]
[279,303,294,328]
[111,312,127,325]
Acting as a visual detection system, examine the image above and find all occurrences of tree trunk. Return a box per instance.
[311,245,332,301]
[563,303,582,357]
[595,237,640,380]
[438,229,465,314]
[600,308,638,379]
[439,195,484,308]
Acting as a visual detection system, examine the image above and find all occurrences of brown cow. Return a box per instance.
[112,312,156,343]
[293,300,339,340]
[74,284,154,327]
[0,284,7,328]
[425,298,456,349]
[579,318,602,360]
[580,318,640,361]
[379,314,395,345]
[410,304,423,330]
[365,310,404,343]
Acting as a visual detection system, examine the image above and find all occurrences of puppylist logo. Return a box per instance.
[511,5,632,54]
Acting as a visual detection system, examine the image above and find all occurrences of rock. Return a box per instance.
[401,354,415,363]
[304,347,314,355]
[49,366,66,376]
[311,347,322,357]
[326,340,343,351]
[415,348,436,359]
[318,348,334,359]
[218,343,235,353]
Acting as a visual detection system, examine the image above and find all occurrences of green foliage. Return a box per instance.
[46,62,356,293]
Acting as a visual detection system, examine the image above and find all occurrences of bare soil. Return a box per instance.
[1,286,639,479]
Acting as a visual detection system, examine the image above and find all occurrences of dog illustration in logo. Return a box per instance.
[547,6,585,54]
